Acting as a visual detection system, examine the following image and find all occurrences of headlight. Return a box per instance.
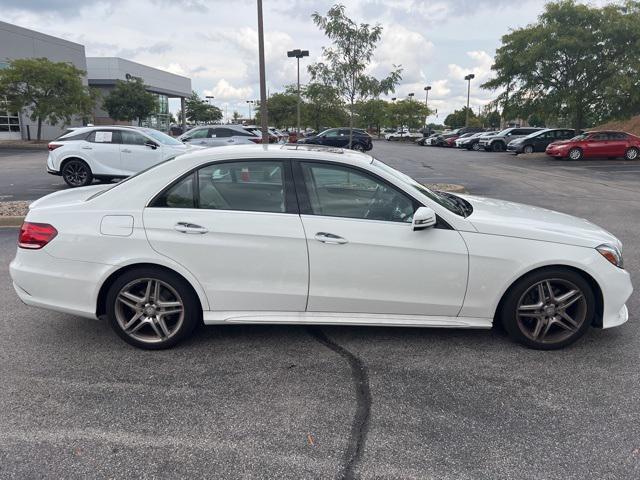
[596,244,624,268]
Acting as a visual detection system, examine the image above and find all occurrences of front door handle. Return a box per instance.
[174,222,208,234]
[82,146,92,150]
[122,148,132,153]
[314,232,348,244]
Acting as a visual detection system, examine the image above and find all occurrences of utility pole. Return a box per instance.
[257,0,268,143]
[464,74,475,127]
[287,49,309,138]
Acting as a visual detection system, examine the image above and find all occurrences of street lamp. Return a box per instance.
[246,100,255,123]
[464,74,475,126]
[205,95,214,104]
[287,48,309,136]
[424,86,431,127]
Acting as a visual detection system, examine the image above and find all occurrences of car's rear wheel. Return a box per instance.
[624,147,639,160]
[523,145,534,154]
[492,141,506,152]
[62,159,93,187]
[500,268,595,350]
[106,267,200,349]
[568,147,583,160]
[352,143,365,152]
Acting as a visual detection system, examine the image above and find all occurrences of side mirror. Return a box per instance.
[145,141,158,150]
[412,206,436,230]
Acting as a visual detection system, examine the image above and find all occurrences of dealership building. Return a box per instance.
[0,20,191,140]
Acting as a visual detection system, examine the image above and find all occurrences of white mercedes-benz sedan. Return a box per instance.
[10,145,632,350]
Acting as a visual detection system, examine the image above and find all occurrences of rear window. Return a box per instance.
[56,129,90,141]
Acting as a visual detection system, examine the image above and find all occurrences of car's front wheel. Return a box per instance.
[471,142,481,151]
[106,267,200,349]
[500,268,595,350]
[624,147,639,160]
[568,147,583,160]
[62,159,93,187]
[492,141,506,152]
[351,143,365,152]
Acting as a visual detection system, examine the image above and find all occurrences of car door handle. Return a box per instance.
[122,148,132,153]
[82,146,92,150]
[174,222,208,234]
[314,232,348,244]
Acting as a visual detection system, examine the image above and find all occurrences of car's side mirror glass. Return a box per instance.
[412,206,436,230]
[145,141,158,150]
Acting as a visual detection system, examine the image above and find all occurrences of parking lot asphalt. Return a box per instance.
[1,142,639,479]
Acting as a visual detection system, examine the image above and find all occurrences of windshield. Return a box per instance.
[142,128,183,145]
[570,132,590,141]
[495,128,513,137]
[371,159,471,217]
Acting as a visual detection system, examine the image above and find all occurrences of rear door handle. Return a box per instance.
[314,232,348,244]
[122,148,132,153]
[174,222,208,234]
[82,146,92,150]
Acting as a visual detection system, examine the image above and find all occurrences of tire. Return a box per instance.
[568,147,583,160]
[624,147,639,160]
[500,268,595,350]
[523,145,534,154]
[352,143,365,152]
[471,142,481,151]
[62,159,93,187]
[492,141,506,152]
[106,267,200,350]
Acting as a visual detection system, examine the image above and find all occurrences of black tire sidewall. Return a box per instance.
[62,159,93,187]
[105,267,200,350]
[500,268,596,350]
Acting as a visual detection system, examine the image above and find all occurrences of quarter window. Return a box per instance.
[300,162,415,223]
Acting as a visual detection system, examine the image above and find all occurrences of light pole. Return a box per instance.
[257,0,268,143]
[424,86,431,129]
[391,97,397,129]
[287,49,309,136]
[205,95,214,104]
[408,93,415,131]
[464,74,475,126]
[246,100,255,123]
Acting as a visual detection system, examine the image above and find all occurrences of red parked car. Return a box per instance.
[546,130,640,160]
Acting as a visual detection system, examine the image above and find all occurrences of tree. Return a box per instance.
[354,98,388,136]
[232,111,241,123]
[302,82,347,132]
[255,90,298,127]
[388,99,430,130]
[308,4,402,145]
[0,57,95,140]
[444,107,477,129]
[482,1,640,130]
[104,77,156,126]
[184,91,222,124]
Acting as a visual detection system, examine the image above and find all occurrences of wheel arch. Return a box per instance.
[96,262,206,318]
[493,264,604,328]
[60,155,91,170]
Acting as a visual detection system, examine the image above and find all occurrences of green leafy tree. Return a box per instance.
[308,4,402,145]
[301,82,347,132]
[232,111,241,123]
[388,99,429,130]
[444,107,477,129]
[354,98,388,136]
[255,90,298,127]
[483,1,640,130]
[0,57,95,140]
[184,91,222,124]
[480,110,502,129]
[104,77,156,126]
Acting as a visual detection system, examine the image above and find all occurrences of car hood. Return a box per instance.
[547,139,573,147]
[458,194,620,248]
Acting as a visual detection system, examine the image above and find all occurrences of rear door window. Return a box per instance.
[87,130,121,144]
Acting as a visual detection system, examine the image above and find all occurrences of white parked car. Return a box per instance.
[385,130,422,141]
[47,126,196,187]
[12,145,632,350]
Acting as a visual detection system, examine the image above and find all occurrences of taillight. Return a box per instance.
[48,143,62,151]
[18,222,58,249]
[248,137,262,144]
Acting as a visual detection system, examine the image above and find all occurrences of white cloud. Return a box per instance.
[205,79,253,101]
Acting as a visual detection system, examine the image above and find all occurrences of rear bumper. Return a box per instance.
[10,248,111,320]
[47,167,61,176]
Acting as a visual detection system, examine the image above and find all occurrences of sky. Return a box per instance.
[0,0,609,123]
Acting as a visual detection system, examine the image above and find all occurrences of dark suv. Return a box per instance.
[297,128,373,151]
[507,128,579,154]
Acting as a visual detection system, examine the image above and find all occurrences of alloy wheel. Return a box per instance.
[569,148,583,160]
[524,145,534,154]
[472,142,481,151]
[114,278,185,344]
[63,161,89,187]
[625,147,639,160]
[516,278,587,345]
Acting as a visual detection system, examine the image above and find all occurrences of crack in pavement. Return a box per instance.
[307,328,371,480]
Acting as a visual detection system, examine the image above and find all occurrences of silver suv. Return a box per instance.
[478,127,543,152]
[179,124,260,147]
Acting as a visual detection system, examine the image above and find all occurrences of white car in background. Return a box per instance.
[12,144,632,351]
[47,126,195,187]
[385,129,422,141]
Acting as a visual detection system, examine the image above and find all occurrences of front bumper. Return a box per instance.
[506,144,524,153]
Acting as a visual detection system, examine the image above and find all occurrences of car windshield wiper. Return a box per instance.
[436,191,473,217]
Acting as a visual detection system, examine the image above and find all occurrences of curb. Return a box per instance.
[0,216,24,227]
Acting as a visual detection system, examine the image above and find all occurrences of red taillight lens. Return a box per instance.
[48,143,62,151]
[18,222,58,249]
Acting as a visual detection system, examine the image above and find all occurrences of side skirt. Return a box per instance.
[203,311,492,329]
